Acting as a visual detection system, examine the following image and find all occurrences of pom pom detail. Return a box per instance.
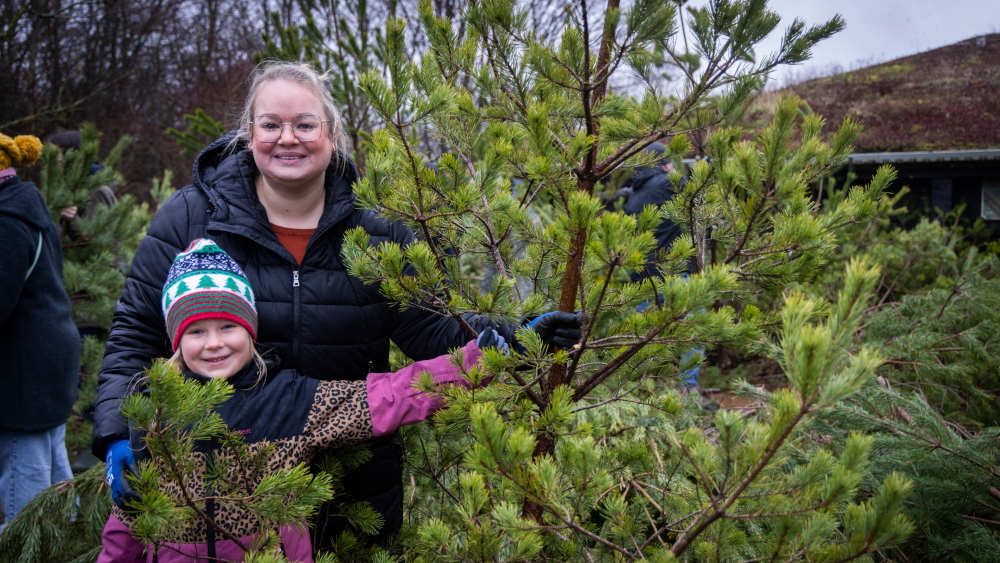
[14,135,42,166]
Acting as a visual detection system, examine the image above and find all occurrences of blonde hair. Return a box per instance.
[230,61,348,153]
[167,340,269,386]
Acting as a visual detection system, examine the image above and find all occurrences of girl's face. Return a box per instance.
[179,319,253,379]
[248,79,334,191]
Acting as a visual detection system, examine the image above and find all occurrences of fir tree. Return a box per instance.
[37,124,148,332]
[34,124,165,455]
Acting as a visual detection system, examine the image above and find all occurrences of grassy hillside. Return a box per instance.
[747,34,1000,152]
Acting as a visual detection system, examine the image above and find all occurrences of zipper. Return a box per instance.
[292,269,301,364]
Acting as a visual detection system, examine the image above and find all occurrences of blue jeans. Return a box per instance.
[0,424,73,532]
[679,347,703,387]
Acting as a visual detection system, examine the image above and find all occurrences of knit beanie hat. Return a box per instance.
[162,238,258,350]
[0,132,43,170]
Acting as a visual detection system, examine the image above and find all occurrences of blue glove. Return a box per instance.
[476,328,510,356]
[526,311,583,350]
[105,439,139,507]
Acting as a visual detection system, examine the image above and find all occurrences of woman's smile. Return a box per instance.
[248,80,334,191]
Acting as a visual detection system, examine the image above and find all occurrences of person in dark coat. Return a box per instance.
[46,129,119,236]
[93,61,580,547]
[621,142,704,390]
[0,132,81,532]
[620,142,686,281]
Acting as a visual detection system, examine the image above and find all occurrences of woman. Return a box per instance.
[94,61,578,547]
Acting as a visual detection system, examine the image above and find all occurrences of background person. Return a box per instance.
[0,132,81,533]
[620,142,704,392]
[93,61,579,547]
[45,129,119,237]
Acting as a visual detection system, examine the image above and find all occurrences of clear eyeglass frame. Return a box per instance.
[250,115,330,143]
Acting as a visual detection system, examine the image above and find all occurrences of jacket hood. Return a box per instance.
[191,131,361,237]
[0,176,54,231]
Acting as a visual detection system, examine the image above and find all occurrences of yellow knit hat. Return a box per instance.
[0,133,43,170]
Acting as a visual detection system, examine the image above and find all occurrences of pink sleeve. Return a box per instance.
[366,340,483,437]
[96,514,146,563]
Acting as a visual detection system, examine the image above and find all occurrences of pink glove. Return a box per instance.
[366,340,483,437]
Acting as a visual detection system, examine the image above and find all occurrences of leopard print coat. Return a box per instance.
[111,361,373,545]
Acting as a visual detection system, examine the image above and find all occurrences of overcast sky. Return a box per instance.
[706,0,1000,87]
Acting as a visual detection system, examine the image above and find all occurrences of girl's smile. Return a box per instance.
[179,319,253,379]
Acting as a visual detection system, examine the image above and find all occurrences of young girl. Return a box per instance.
[97,239,499,562]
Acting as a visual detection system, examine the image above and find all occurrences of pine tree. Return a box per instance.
[335,0,913,559]
[0,464,110,563]
[34,124,166,455]
[0,3,928,560]
[166,109,227,158]
[798,209,1000,560]
[806,381,1000,560]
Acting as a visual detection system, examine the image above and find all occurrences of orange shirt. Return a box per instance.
[270,223,315,265]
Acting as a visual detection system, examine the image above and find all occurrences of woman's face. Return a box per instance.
[179,319,253,379]
[248,79,334,191]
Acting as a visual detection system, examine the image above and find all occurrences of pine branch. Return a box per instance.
[572,314,682,400]
[150,436,249,551]
[567,254,619,378]
[724,185,776,264]
[670,405,808,556]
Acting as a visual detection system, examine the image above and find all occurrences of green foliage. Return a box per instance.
[790,185,1000,560]
[338,1,916,559]
[400,260,912,560]
[667,98,895,309]
[64,335,106,453]
[812,202,1000,429]
[166,109,226,158]
[38,124,149,329]
[865,218,964,299]
[0,464,110,563]
[807,382,1000,560]
[122,360,336,557]
[864,250,1000,428]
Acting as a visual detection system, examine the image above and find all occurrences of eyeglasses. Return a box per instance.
[250,115,330,143]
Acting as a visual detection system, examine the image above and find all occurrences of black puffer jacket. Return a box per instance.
[93,133,487,537]
[623,166,686,279]
[0,175,80,432]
